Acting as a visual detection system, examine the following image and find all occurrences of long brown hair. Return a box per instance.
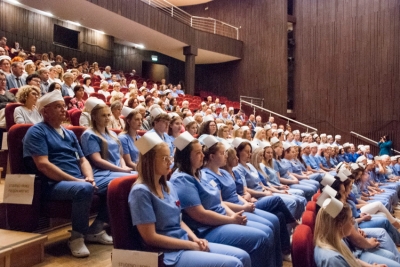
[135,142,170,194]
[90,104,121,159]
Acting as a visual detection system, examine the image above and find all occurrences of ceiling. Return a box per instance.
[167,0,212,7]
[7,0,237,64]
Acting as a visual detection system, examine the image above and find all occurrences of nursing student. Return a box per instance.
[170,132,274,267]
[129,132,251,267]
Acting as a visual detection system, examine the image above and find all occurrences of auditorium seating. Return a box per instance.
[6,124,100,232]
[5,102,23,131]
[107,175,165,266]
[292,224,315,267]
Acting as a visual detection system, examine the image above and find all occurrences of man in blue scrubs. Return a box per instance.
[23,90,112,258]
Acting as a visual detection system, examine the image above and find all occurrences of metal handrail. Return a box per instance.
[240,100,318,132]
[141,0,240,40]
[350,131,400,154]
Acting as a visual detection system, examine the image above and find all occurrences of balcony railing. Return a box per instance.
[141,0,240,40]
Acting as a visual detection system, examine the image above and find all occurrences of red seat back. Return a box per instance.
[5,103,23,131]
[107,175,141,250]
[70,110,82,126]
[292,224,315,267]
[9,88,19,95]
[301,210,316,232]
[8,124,32,174]
[66,125,86,141]
[306,201,316,212]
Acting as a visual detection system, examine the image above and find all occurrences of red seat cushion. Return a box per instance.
[301,210,316,232]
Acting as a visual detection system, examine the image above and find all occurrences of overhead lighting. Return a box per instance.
[94,30,105,34]
[136,44,145,49]
[66,20,81,26]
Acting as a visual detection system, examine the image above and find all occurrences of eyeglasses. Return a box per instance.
[162,156,174,163]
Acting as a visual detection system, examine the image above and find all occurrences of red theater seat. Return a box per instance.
[5,103,23,131]
[108,176,165,266]
[301,210,316,232]
[292,224,315,267]
[6,124,99,232]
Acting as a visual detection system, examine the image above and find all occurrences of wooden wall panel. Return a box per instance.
[294,0,400,152]
[0,1,114,66]
[183,0,288,114]
[113,43,185,84]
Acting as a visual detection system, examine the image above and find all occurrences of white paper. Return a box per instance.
[2,174,35,204]
[112,249,158,267]
[1,132,7,150]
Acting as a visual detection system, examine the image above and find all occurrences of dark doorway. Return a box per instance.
[142,61,169,83]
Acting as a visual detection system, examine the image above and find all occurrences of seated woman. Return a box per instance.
[110,82,124,103]
[98,81,110,99]
[251,145,306,220]
[48,82,62,93]
[198,117,217,139]
[14,85,43,124]
[108,101,125,130]
[271,138,316,200]
[68,85,86,111]
[314,201,364,267]
[329,174,400,266]
[217,124,230,140]
[79,97,104,127]
[82,75,94,95]
[118,107,142,170]
[80,103,133,176]
[201,136,293,261]
[253,127,266,145]
[290,144,324,182]
[167,113,183,143]
[148,107,174,157]
[183,116,197,137]
[129,132,251,267]
[241,126,252,141]
[170,132,275,267]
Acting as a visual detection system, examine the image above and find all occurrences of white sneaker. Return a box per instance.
[283,253,292,262]
[68,237,90,258]
[85,230,113,245]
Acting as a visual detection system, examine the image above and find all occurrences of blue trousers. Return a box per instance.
[358,216,400,246]
[199,224,273,267]
[363,228,400,263]
[289,184,315,201]
[273,193,305,220]
[173,242,251,267]
[359,249,400,267]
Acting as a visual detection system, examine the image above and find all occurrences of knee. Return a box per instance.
[75,183,94,201]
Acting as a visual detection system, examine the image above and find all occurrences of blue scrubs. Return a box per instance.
[201,167,290,255]
[233,163,301,221]
[129,182,251,267]
[170,170,275,267]
[290,159,323,185]
[23,122,108,234]
[81,129,133,180]
[118,133,140,163]
[314,246,351,267]
[274,159,316,200]
[148,129,174,157]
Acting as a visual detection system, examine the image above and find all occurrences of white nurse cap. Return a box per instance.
[150,107,165,119]
[182,116,195,126]
[259,141,271,149]
[37,90,64,112]
[232,138,249,148]
[264,125,272,131]
[322,197,344,218]
[174,131,195,151]
[121,106,134,117]
[321,173,336,187]
[203,115,214,123]
[317,185,337,207]
[270,137,280,146]
[135,132,164,155]
[203,135,219,149]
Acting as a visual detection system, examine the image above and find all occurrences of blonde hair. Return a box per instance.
[90,104,121,159]
[217,125,229,138]
[254,129,266,141]
[314,204,359,267]
[16,85,41,104]
[135,142,170,194]
[262,146,274,168]
[250,147,270,181]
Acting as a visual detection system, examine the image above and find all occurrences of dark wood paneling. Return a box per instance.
[0,1,113,66]
[294,0,400,151]
[184,0,288,114]
[87,0,243,59]
[113,43,185,84]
